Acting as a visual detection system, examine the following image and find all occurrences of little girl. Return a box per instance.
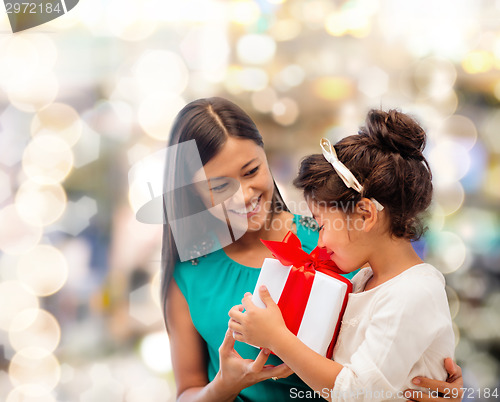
[228,109,456,401]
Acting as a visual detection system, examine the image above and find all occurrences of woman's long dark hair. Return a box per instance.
[161,97,288,327]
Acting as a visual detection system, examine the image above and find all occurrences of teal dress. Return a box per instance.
[174,215,357,401]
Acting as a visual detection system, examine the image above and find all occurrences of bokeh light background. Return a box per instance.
[0,0,500,400]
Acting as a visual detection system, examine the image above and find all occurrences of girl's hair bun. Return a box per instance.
[359,109,426,160]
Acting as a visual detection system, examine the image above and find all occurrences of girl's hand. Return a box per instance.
[404,358,464,402]
[216,328,293,392]
[228,286,289,350]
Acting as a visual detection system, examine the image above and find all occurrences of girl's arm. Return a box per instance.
[229,286,343,398]
[167,280,291,402]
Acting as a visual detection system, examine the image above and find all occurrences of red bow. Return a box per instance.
[261,231,351,358]
[261,231,344,276]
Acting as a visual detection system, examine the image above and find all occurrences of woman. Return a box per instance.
[161,97,463,401]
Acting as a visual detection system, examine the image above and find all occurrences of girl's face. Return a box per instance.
[308,200,369,273]
[193,137,275,233]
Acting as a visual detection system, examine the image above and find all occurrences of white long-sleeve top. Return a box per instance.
[331,263,455,401]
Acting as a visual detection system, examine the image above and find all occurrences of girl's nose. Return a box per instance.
[317,231,325,249]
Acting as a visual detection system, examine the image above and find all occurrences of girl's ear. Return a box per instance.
[355,198,379,232]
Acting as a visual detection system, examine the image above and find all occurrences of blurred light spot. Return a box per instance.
[485,161,500,199]
[0,281,39,331]
[0,205,42,255]
[251,87,278,113]
[228,0,260,25]
[358,66,389,98]
[452,321,460,347]
[314,77,353,101]
[134,50,189,96]
[130,283,162,326]
[180,26,229,74]
[128,149,164,215]
[462,352,499,389]
[72,122,101,169]
[17,245,68,297]
[127,143,155,166]
[140,332,172,373]
[414,57,457,98]
[55,196,97,237]
[272,98,299,126]
[83,100,134,142]
[138,93,186,141]
[325,8,371,37]
[31,103,82,147]
[435,114,477,150]
[481,109,500,153]
[451,208,499,254]
[273,64,305,91]
[238,68,269,91]
[8,73,59,113]
[428,203,446,233]
[224,65,244,94]
[462,51,494,74]
[150,271,161,308]
[0,106,32,168]
[59,363,74,384]
[428,231,466,274]
[428,140,470,185]
[22,136,73,185]
[494,79,500,101]
[107,0,156,41]
[9,349,60,395]
[269,19,302,41]
[9,309,61,355]
[81,364,124,402]
[237,34,276,65]
[125,378,172,402]
[433,181,464,216]
[325,12,348,36]
[446,286,460,319]
[0,36,39,91]
[7,387,56,402]
[15,181,67,227]
[0,169,11,204]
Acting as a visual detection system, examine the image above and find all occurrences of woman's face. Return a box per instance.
[193,136,275,233]
[308,200,368,273]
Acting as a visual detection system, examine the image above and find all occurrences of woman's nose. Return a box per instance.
[241,183,255,205]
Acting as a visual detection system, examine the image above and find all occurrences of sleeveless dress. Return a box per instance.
[174,215,357,401]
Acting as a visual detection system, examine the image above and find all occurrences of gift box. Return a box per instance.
[252,231,352,358]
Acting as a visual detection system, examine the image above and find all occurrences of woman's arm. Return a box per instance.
[167,280,292,401]
[404,359,464,402]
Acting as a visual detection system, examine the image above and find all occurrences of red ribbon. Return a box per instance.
[261,231,352,358]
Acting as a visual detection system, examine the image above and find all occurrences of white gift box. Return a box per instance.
[252,257,350,357]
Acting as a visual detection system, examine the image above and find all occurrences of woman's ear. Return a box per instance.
[355,198,379,232]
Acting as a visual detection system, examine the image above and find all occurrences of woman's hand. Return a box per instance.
[228,286,289,351]
[216,328,293,393]
[404,358,464,401]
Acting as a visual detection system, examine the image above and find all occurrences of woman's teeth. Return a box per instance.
[231,196,261,215]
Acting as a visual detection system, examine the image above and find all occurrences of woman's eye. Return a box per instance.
[210,183,228,192]
[245,166,259,176]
